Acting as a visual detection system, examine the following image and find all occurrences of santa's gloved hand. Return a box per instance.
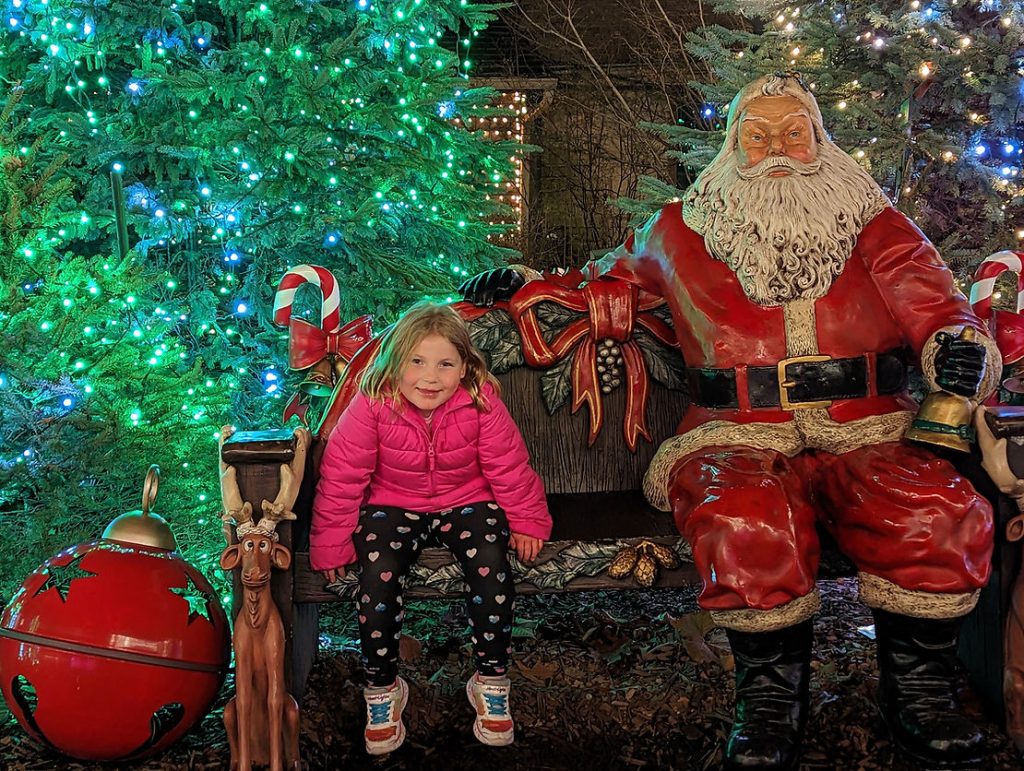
[458,268,525,307]
[934,331,986,397]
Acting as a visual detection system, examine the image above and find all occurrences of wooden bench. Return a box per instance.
[219,286,1024,746]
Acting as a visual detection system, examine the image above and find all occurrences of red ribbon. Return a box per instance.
[287,314,373,371]
[282,393,309,425]
[282,315,372,430]
[509,278,676,450]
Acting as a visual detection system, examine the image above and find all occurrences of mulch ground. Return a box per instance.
[2,578,1021,770]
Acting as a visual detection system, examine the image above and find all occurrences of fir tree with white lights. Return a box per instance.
[632,0,1023,281]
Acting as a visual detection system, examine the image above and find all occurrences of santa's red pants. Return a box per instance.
[668,441,993,611]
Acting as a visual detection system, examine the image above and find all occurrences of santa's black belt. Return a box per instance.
[686,350,908,411]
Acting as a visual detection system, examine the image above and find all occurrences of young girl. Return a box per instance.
[310,301,552,755]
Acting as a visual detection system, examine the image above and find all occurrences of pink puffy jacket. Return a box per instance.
[310,382,551,571]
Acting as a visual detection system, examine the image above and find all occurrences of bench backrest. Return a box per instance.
[495,365,686,494]
[306,292,689,497]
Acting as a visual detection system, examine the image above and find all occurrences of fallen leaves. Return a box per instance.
[1,580,1020,769]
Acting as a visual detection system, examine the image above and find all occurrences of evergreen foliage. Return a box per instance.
[0,0,518,600]
[627,0,1024,279]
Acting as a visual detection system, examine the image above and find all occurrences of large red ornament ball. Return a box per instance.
[0,537,230,761]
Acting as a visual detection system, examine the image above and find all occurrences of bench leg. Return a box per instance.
[290,602,320,704]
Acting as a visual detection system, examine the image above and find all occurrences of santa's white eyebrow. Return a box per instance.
[742,111,810,124]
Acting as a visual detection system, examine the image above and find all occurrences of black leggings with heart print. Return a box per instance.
[352,500,516,687]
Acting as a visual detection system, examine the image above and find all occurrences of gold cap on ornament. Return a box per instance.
[102,465,178,550]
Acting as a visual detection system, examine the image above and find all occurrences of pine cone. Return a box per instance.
[633,554,658,587]
[647,542,680,569]
[607,545,639,579]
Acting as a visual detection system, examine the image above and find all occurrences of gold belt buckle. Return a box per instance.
[777,354,833,411]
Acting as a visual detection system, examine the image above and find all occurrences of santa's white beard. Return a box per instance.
[682,142,889,306]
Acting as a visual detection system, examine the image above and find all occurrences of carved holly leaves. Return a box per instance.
[467,302,685,417]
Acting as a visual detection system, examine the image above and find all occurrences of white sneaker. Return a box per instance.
[363,676,408,755]
[466,673,515,746]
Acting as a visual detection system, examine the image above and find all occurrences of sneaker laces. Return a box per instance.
[368,700,393,725]
[482,691,509,718]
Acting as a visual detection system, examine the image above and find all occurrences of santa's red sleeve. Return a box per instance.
[858,207,1002,398]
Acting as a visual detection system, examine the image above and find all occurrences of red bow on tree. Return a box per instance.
[287,315,373,371]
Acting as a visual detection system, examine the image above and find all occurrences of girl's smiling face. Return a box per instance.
[399,333,466,416]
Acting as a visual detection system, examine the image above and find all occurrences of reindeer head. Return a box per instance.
[219,489,298,587]
[220,532,291,588]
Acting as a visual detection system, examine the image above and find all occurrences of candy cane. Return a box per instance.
[969,250,1024,320]
[273,264,341,331]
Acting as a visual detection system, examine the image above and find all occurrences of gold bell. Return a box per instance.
[298,357,336,397]
[905,327,978,453]
[102,465,178,550]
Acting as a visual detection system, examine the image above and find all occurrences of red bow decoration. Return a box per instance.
[283,315,373,426]
[311,335,385,436]
[287,314,373,371]
[509,278,676,450]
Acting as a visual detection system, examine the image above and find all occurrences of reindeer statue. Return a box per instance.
[974,407,1024,752]
[219,425,310,771]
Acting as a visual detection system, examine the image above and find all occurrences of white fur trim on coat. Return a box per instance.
[858,572,980,619]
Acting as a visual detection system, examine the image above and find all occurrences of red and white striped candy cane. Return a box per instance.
[273,264,341,331]
[969,250,1024,320]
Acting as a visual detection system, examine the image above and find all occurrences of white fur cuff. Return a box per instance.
[858,572,980,619]
[711,590,821,632]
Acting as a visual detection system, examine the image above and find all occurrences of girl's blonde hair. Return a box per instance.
[360,301,499,410]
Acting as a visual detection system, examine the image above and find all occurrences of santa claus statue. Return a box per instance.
[462,72,1000,769]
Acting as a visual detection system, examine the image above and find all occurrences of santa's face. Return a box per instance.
[737,95,817,172]
[682,90,889,306]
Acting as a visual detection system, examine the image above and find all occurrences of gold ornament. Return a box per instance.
[102,465,178,550]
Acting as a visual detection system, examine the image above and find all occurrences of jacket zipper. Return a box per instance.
[424,421,436,494]
[390,399,455,495]
[406,413,437,489]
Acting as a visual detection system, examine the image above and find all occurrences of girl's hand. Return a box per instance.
[509,533,543,564]
[321,565,347,583]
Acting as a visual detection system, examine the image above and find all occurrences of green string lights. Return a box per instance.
[0,0,522,600]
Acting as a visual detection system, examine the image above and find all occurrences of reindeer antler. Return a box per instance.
[975,409,1024,503]
[219,425,254,544]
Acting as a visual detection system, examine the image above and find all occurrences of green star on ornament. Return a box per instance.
[37,555,97,602]
[170,574,214,625]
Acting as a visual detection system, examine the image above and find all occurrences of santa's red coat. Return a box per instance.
[585,203,994,613]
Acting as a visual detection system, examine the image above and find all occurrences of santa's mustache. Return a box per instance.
[736,155,822,180]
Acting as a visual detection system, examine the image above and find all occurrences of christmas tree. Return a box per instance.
[0,0,519,599]
[629,0,1023,281]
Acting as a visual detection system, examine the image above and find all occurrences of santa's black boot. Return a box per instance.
[724,620,812,770]
[873,608,987,767]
